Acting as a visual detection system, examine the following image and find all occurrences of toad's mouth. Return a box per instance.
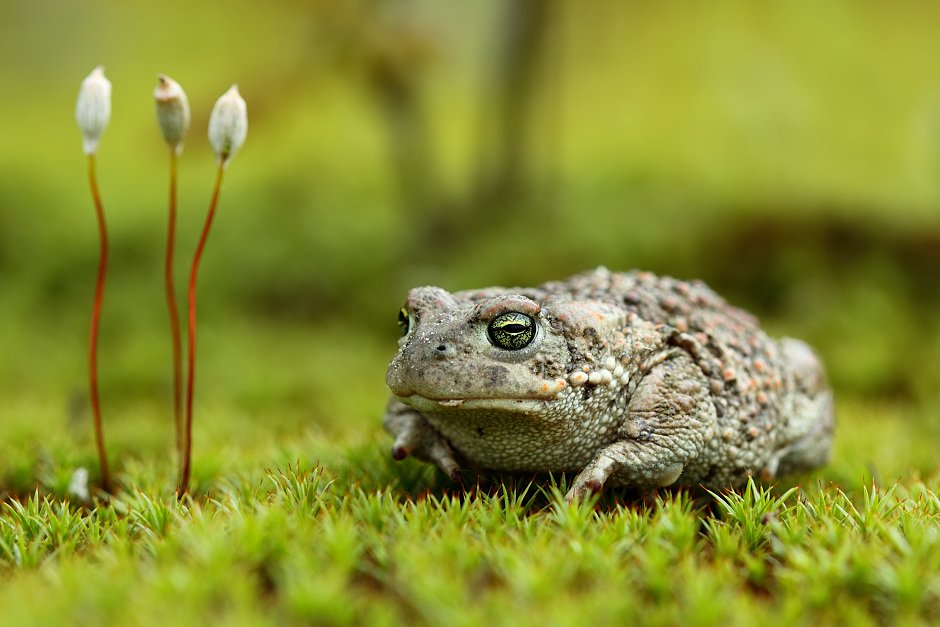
[389,377,569,410]
[394,394,551,414]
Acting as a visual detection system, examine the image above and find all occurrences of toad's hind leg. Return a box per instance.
[774,338,835,476]
[382,398,461,481]
[565,351,716,502]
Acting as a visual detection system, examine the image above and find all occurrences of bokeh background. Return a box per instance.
[1,0,939,493]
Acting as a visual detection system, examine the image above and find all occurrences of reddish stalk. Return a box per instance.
[179,163,225,497]
[87,153,112,493]
[166,150,183,461]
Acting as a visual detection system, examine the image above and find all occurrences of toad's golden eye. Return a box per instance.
[487,312,535,350]
[397,307,411,337]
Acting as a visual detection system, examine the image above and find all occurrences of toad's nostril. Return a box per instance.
[434,343,456,358]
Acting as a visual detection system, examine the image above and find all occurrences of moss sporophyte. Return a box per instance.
[74,69,246,497]
[179,85,248,497]
[154,75,191,476]
[75,66,113,493]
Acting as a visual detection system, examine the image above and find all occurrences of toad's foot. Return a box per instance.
[383,399,461,482]
[564,441,685,503]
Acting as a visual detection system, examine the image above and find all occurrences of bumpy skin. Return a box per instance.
[384,268,834,501]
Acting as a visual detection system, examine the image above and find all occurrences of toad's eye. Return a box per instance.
[397,307,411,337]
[487,312,535,350]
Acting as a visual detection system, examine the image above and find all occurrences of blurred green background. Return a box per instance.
[1,0,939,493]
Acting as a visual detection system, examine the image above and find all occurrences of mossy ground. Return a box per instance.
[2,332,938,625]
[2,445,940,626]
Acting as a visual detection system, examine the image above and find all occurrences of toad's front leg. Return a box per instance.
[565,351,716,502]
[383,398,462,482]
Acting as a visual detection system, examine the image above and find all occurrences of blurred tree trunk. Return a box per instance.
[369,49,440,223]
[361,0,560,249]
[473,0,559,212]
